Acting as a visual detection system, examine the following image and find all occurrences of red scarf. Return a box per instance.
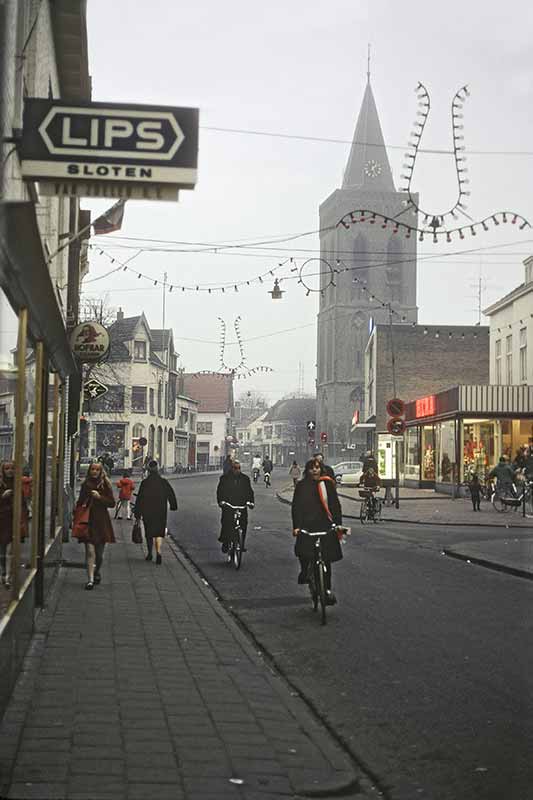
[316,476,335,522]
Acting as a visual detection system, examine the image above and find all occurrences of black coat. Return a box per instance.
[135,473,177,538]
[216,472,255,542]
[322,463,335,480]
[291,477,343,563]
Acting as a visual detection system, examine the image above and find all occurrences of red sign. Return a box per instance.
[352,409,360,426]
[415,395,436,418]
[386,398,405,417]
[387,417,406,436]
[320,432,328,442]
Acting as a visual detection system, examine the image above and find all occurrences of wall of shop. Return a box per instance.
[366,324,490,433]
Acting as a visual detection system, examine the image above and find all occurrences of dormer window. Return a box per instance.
[134,341,147,361]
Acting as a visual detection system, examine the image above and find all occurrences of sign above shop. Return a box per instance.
[84,378,108,401]
[415,395,436,418]
[20,99,199,201]
[70,321,110,363]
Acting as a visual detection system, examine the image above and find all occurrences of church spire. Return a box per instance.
[342,79,395,192]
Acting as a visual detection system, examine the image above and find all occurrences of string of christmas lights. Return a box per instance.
[399,83,471,229]
[336,209,531,243]
[189,317,273,380]
[87,243,290,293]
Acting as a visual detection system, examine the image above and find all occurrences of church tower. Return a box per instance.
[316,77,418,459]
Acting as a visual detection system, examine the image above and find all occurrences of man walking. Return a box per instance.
[134,460,177,564]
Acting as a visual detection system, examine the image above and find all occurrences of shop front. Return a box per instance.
[404,385,533,494]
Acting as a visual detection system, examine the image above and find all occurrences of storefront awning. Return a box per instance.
[351,423,376,432]
[0,202,78,379]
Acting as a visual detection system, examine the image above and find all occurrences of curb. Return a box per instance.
[166,534,369,798]
[443,548,533,581]
[276,491,532,530]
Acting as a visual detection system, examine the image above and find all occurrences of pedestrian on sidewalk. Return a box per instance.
[289,460,301,487]
[115,470,135,520]
[21,466,32,520]
[468,473,482,511]
[292,457,343,605]
[73,462,116,590]
[134,460,177,565]
[0,461,28,589]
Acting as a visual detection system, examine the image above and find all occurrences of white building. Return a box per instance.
[182,374,234,468]
[484,257,533,386]
[82,311,182,472]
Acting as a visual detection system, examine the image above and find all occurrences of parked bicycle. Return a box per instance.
[492,479,533,514]
[359,488,382,524]
[220,501,252,569]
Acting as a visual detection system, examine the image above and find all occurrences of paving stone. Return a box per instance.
[70,759,124,775]
[7,782,67,799]
[127,785,184,800]
[126,767,181,784]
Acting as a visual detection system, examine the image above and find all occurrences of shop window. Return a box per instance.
[421,425,435,481]
[131,386,147,412]
[506,335,513,384]
[134,340,147,361]
[436,421,456,483]
[462,420,497,482]
[520,328,527,383]
[495,339,502,384]
[404,427,420,481]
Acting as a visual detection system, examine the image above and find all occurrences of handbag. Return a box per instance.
[132,519,143,544]
[72,503,91,540]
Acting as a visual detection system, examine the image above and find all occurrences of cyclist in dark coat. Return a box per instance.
[216,460,254,552]
[135,460,178,564]
[292,458,343,604]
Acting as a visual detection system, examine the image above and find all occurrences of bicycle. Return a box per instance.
[492,480,533,514]
[264,471,271,488]
[220,501,252,569]
[359,489,382,524]
[300,527,339,625]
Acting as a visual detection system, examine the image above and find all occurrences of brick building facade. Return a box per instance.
[364,324,490,437]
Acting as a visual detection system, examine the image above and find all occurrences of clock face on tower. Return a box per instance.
[364,159,382,178]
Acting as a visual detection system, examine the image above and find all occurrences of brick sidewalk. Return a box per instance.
[0,521,364,800]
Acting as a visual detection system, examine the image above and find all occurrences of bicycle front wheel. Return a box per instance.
[309,565,318,611]
[360,500,367,524]
[233,530,243,570]
[318,563,327,625]
[374,501,382,523]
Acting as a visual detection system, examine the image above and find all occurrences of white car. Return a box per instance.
[331,461,364,485]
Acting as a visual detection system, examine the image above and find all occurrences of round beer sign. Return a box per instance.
[70,321,110,363]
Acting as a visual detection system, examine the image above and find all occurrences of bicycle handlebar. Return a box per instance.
[220,501,252,509]
[300,527,338,536]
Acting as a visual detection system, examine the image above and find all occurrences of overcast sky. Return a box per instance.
[80,0,533,402]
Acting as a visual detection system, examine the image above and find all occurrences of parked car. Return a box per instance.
[331,461,364,484]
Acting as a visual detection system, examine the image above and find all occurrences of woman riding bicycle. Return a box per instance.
[291,457,343,605]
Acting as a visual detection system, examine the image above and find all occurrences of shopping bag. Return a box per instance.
[132,519,143,544]
[72,503,91,540]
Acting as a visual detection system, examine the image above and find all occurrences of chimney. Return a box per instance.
[117,307,124,321]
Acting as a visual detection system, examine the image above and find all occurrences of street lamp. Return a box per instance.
[269,279,283,300]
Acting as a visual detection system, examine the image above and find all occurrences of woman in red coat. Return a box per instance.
[0,461,28,589]
[74,462,115,590]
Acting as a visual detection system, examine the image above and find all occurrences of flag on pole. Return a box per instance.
[92,199,126,235]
